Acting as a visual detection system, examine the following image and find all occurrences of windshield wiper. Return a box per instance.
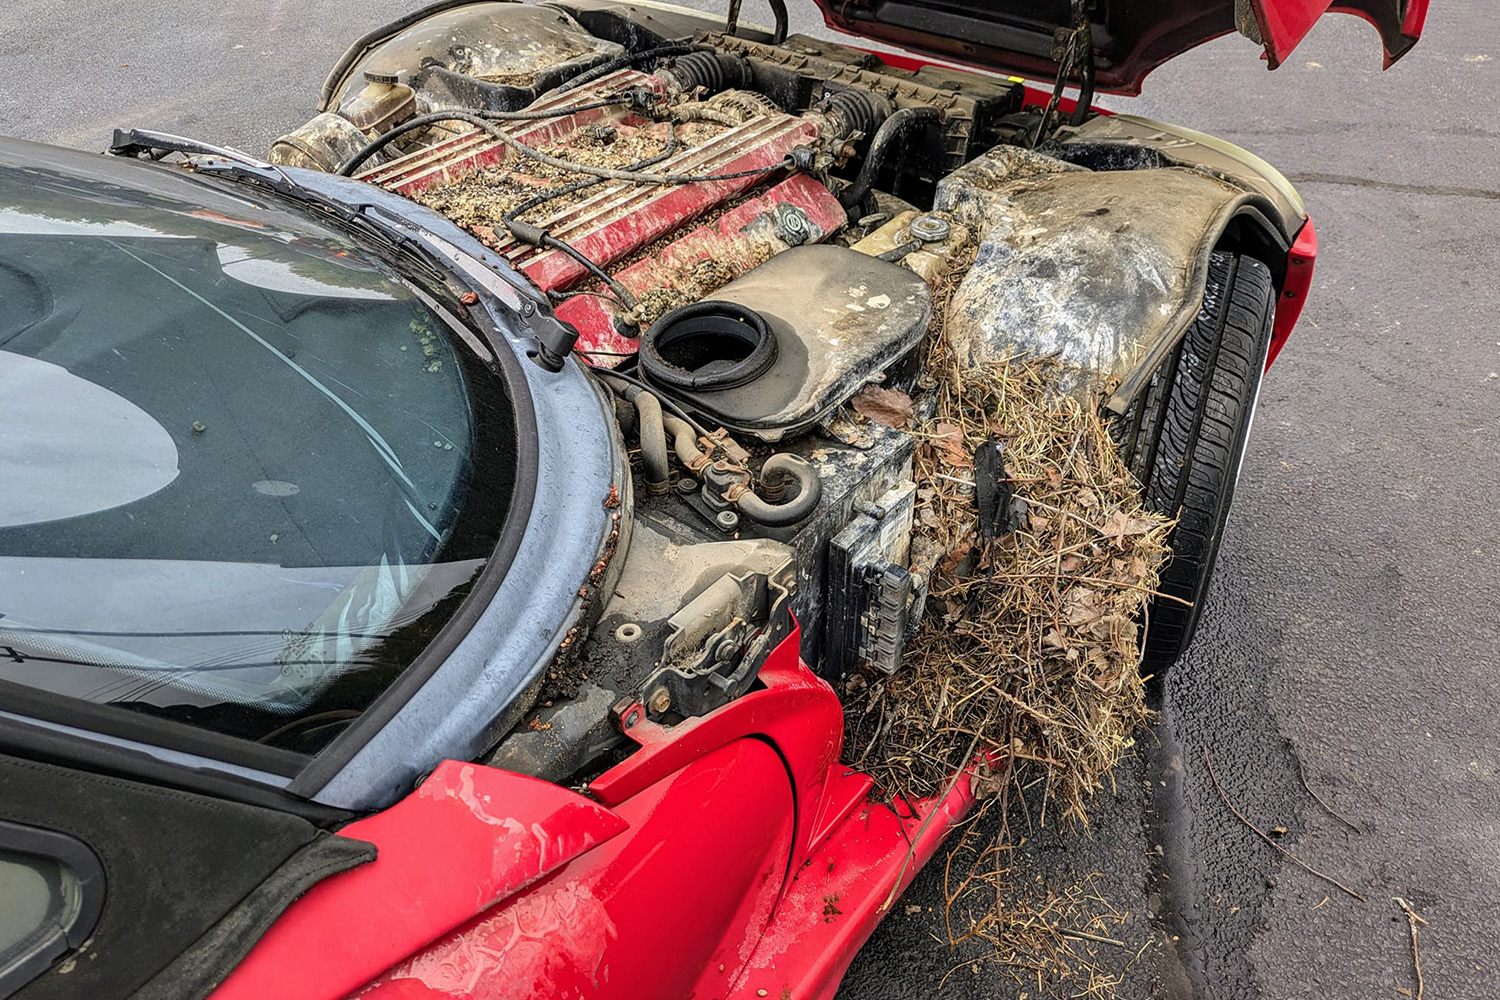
[110,128,456,296]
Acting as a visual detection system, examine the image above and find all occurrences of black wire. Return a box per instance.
[505,126,681,220]
[532,234,639,310]
[592,367,710,437]
[504,127,685,313]
[555,42,706,93]
[339,108,790,185]
[336,102,624,175]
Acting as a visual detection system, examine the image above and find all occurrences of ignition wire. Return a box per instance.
[337,109,793,184]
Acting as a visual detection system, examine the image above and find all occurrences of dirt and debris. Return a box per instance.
[936,823,1141,995]
[840,244,1171,995]
[844,306,1169,826]
[410,118,721,239]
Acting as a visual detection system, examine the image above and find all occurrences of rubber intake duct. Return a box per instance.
[654,50,753,95]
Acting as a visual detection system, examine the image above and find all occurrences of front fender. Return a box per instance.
[934,142,1295,412]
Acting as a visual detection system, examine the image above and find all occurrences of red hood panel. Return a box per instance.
[811,1,1429,95]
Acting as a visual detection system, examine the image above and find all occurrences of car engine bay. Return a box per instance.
[262,0,1300,784]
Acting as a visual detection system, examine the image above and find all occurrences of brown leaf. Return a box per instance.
[1101,510,1156,548]
[937,545,969,576]
[851,385,915,429]
[932,422,972,468]
[1064,587,1102,626]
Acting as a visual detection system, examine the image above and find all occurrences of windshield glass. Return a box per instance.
[0,145,520,758]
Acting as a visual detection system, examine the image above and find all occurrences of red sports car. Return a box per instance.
[0,2,1424,999]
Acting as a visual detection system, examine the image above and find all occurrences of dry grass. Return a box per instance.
[842,251,1173,995]
[843,323,1171,825]
[937,818,1143,995]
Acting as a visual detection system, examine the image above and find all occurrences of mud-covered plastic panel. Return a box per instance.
[667,245,933,441]
[934,144,1274,411]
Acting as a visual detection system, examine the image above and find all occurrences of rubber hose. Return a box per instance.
[628,390,671,495]
[661,414,710,472]
[736,454,822,526]
[656,51,752,95]
[556,43,707,94]
[838,105,941,212]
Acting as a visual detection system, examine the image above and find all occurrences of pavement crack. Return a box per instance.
[1286,171,1500,202]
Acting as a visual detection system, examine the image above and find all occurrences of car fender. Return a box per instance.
[934,141,1297,413]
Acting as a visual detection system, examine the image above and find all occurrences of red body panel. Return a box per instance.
[360,737,796,1000]
[1259,1,1431,69]
[209,763,627,1000]
[814,0,1427,94]
[1268,218,1317,370]
[220,628,985,1000]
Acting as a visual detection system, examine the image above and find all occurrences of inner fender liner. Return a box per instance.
[934,145,1282,413]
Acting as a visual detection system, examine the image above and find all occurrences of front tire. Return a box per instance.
[1115,251,1276,671]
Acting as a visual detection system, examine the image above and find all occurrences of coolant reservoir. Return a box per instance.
[339,72,417,133]
[638,245,932,442]
[852,210,969,287]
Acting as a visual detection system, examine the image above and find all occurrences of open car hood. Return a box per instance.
[811,1,1429,95]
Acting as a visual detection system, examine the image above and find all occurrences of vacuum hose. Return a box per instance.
[838,105,941,213]
[661,415,711,472]
[628,389,671,495]
[736,455,822,527]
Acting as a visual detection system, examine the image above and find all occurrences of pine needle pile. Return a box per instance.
[843,273,1173,828]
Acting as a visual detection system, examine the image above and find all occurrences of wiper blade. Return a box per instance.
[109,131,471,322]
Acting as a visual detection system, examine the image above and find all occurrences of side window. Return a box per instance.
[0,821,104,999]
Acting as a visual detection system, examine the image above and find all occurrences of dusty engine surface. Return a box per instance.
[268,1,1055,781]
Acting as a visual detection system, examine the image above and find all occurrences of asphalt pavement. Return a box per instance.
[3,2,1495,997]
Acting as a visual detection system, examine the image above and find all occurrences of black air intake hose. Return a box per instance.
[656,51,752,95]
[818,88,893,149]
[838,105,941,212]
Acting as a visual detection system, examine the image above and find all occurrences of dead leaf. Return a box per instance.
[937,545,969,576]
[851,385,915,429]
[1101,510,1157,548]
[1064,587,1102,626]
[932,422,972,468]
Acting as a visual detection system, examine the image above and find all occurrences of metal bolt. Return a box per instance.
[716,509,740,531]
[676,477,699,495]
[647,686,671,714]
[624,709,640,729]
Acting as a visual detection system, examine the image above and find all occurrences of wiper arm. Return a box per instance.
[108,130,498,347]
[109,128,278,171]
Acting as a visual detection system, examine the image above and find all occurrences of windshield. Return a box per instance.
[0,144,520,758]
